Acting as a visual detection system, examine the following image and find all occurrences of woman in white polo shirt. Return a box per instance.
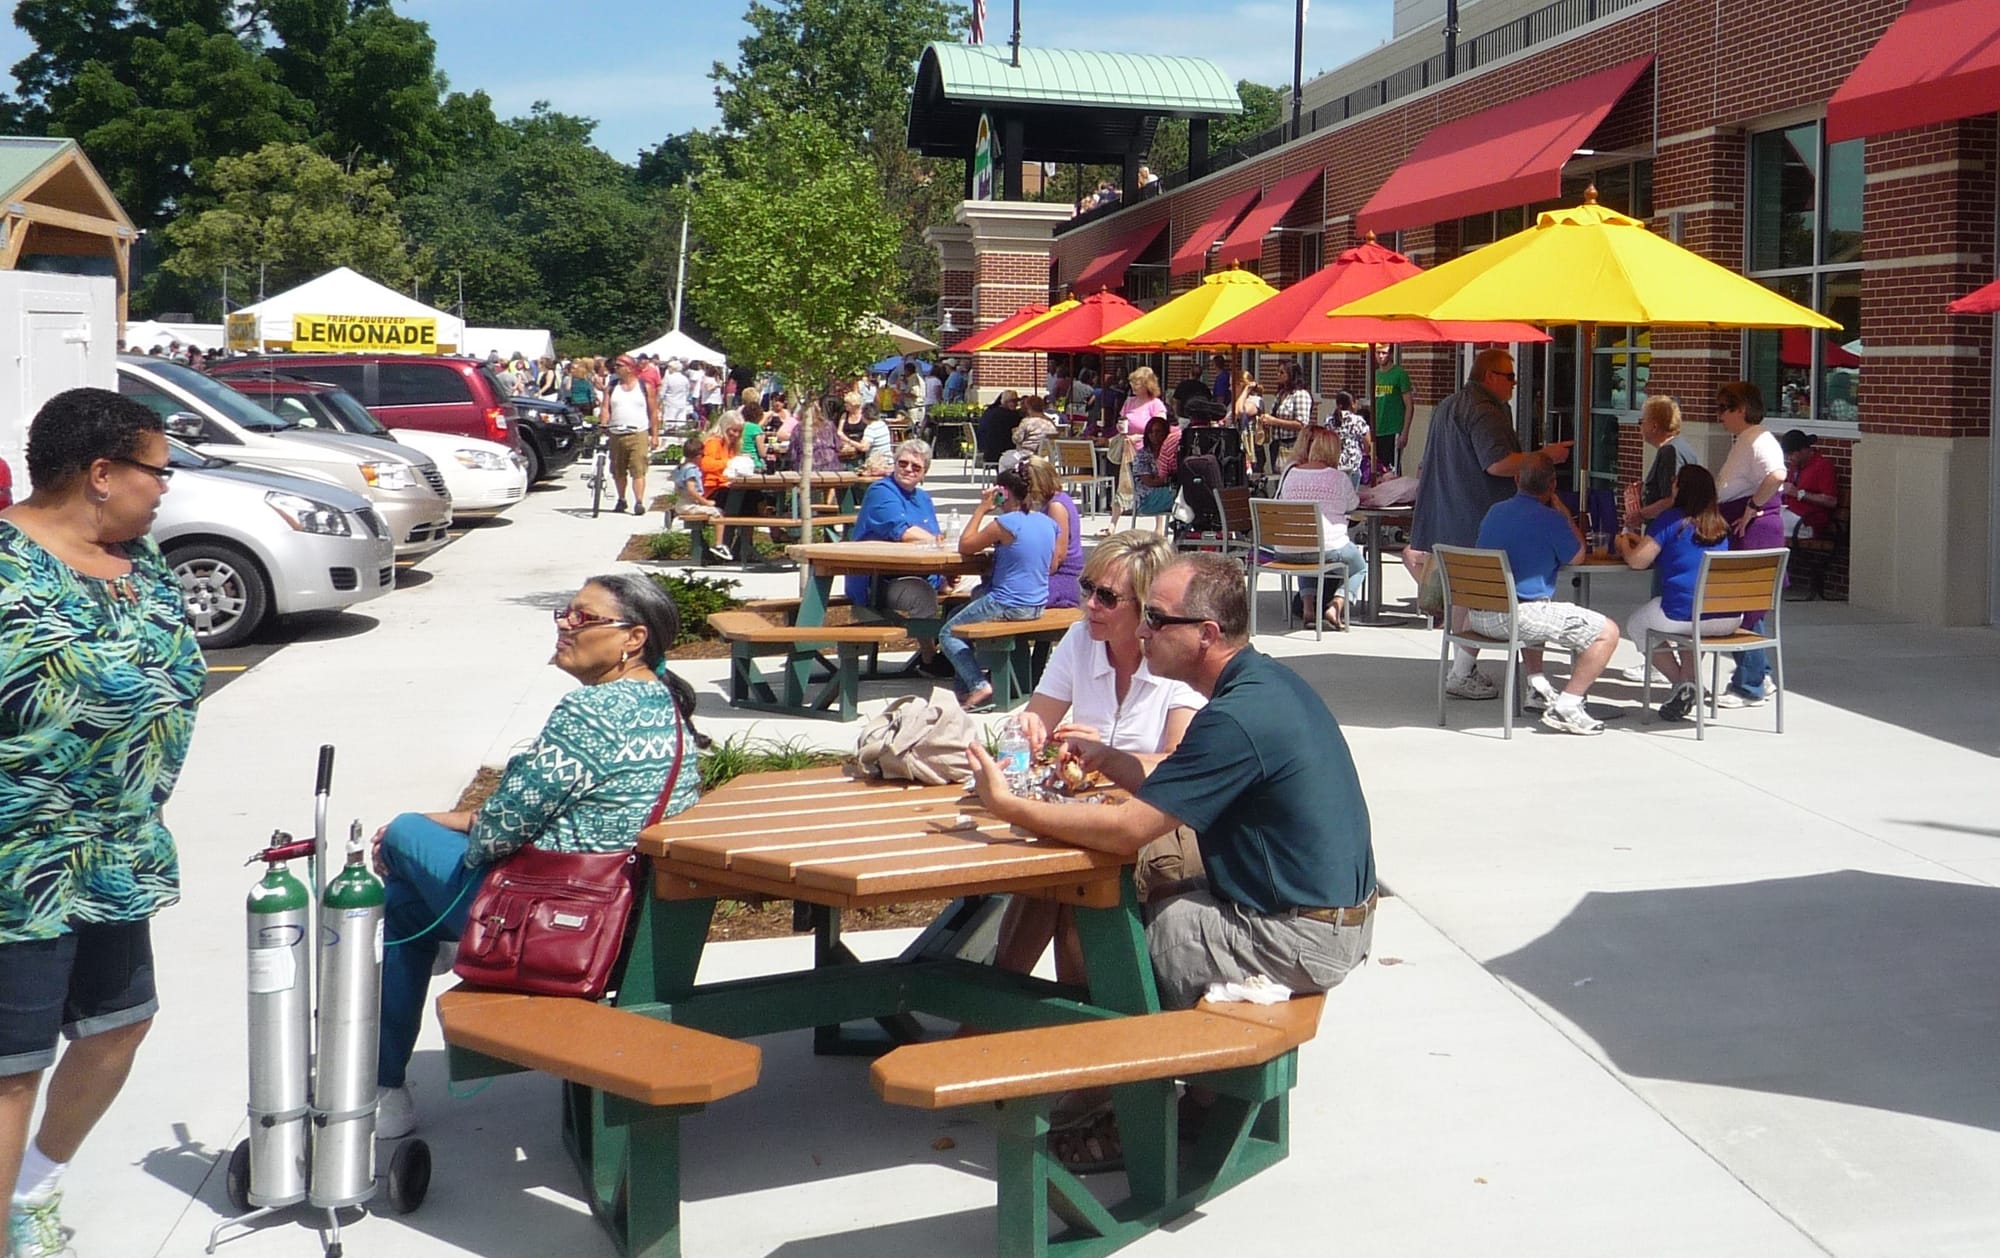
[993,531,1204,983]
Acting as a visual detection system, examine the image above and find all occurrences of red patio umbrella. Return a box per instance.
[994,291,1144,354]
[1779,326,1859,368]
[945,303,1047,354]
[1190,237,1549,349]
[1947,276,2000,315]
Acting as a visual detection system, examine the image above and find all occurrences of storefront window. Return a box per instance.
[1746,121,1863,424]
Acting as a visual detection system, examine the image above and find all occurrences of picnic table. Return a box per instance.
[786,539,985,628]
[726,469,881,514]
[454,767,1318,1257]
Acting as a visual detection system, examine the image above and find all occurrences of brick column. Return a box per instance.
[1849,116,1997,624]
[949,200,1074,403]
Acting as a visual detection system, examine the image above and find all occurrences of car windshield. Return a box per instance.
[139,358,292,432]
[317,388,390,436]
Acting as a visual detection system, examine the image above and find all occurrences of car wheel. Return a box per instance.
[519,437,545,484]
[167,541,271,649]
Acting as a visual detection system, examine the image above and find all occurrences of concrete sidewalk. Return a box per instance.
[58,468,2000,1257]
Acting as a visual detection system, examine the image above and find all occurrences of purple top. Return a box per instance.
[1046,491,1085,607]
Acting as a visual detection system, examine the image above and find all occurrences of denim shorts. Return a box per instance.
[0,920,159,1076]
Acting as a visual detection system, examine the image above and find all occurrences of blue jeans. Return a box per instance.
[376,812,489,1089]
[1730,613,1770,696]
[938,590,1043,694]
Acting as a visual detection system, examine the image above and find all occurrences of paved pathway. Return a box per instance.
[59,468,2000,1257]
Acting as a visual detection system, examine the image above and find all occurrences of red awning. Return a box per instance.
[1169,188,1261,276]
[1827,0,2000,142]
[1355,55,1653,236]
[1214,170,1324,268]
[1071,219,1168,295]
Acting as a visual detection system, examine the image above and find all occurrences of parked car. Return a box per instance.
[218,371,528,516]
[156,439,396,648]
[210,354,580,484]
[118,356,453,560]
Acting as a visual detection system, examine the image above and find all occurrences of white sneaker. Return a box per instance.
[376,1085,417,1140]
[1523,675,1560,711]
[1715,687,1770,709]
[1619,663,1669,685]
[1540,702,1605,736]
[1445,669,1499,700]
[7,1191,68,1258]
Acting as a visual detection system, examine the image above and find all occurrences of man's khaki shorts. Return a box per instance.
[609,431,650,480]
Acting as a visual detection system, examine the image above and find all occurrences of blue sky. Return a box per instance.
[2,1,1393,164]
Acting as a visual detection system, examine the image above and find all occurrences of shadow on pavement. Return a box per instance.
[1488,870,2000,1130]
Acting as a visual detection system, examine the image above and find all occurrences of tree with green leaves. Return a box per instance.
[687,113,899,404]
[160,142,424,303]
[710,0,965,145]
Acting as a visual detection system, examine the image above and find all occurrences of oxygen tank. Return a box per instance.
[308,826,385,1209]
[244,846,313,1207]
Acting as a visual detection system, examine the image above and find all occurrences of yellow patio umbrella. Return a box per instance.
[1094,266,1280,351]
[1330,192,1840,488]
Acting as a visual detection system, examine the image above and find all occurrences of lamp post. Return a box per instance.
[672,178,694,333]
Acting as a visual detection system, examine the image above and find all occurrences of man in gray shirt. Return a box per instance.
[1411,348,1570,699]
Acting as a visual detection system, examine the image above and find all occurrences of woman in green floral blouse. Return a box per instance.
[371,573,705,1139]
[0,389,204,1258]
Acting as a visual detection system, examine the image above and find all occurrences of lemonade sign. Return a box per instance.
[290,313,439,354]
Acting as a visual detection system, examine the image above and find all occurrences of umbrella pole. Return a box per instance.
[1573,322,1594,505]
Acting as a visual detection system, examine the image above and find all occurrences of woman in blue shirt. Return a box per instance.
[1613,465,1741,721]
[939,467,1058,710]
[847,439,942,614]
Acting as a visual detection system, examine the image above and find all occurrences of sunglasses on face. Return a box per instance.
[894,458,927,471]
[1078,578,1127,609]
[552,607,634,630]
[1141,606,1211,632]
[114,456,174,483]
[1491,371,1518,381]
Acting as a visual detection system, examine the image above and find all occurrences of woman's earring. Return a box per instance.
[619,649,631,665]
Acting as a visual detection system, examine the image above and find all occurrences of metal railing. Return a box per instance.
[1058,0,1648,234]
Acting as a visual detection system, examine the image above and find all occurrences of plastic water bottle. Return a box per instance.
[943,510,962,546]
[996,717,1032,792]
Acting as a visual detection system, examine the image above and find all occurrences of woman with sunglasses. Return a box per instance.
[0,390,203,1257]
[368,574,706,1140]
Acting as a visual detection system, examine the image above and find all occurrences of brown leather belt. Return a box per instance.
[1297,889,1378,927]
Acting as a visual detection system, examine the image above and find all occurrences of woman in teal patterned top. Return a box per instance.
[0,389,203,1258]
[372,573,705,1138]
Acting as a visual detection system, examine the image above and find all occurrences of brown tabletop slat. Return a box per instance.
[729,828,1018,882]
[661,811,1003,869]
[795,842,1120,899]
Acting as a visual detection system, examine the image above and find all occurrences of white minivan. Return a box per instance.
[117,357,453,559]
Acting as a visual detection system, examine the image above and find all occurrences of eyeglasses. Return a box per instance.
[1491,371,1518,382]
[114,456,174,483]
[893,458,927,471]
[1078,578,1129,609]
[1141,606,1212,632]
[552,607,634,630]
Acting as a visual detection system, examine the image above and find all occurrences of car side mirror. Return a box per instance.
[164,411,206,440]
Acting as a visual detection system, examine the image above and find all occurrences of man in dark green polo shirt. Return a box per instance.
[968,552,1376,1009]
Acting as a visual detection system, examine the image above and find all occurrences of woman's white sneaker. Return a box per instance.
[377,1085,417,1140]
[1445,668,1499,700]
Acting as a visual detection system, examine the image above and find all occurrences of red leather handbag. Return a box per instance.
[453,717,684,999]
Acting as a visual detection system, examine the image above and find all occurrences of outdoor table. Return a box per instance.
[578,767,1162,1256]
[1349,505,1414,624]
[786,540,985,628]
[1565,551,1629,607]
[729,469,881,514]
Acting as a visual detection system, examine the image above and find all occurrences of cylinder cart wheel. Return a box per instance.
[224,1139,252,1212]
[386,1138,431,1214]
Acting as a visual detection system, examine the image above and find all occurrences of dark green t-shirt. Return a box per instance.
[1136,649,1374,914]
[1374,362,1412,436]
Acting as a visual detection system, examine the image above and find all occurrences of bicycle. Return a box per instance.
[581,424,611,517]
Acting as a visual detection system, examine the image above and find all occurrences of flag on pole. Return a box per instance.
[970,0,986,42]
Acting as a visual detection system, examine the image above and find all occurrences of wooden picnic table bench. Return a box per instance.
[706,610,907,721]
[945,607,1083,709]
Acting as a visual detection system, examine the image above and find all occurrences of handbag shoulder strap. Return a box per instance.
[641,701,689,829]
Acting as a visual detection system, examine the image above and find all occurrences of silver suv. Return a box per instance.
[118,357,453,559]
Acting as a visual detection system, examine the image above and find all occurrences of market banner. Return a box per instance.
[289,313,439,354]
[225,312,261,350]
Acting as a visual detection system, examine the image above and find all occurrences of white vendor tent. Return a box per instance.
[229,267,464,353]
[862,315,936,353]
[627,328,725,368]
[125,319,224,352]
[462,327,555,362]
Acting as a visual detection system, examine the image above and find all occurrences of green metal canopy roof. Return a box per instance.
[0,137,73,201]
[908,43,1241,163]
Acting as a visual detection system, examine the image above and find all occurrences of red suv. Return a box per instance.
[211,355,579,483]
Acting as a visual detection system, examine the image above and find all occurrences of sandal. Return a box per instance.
[1048,1107,1123,1175]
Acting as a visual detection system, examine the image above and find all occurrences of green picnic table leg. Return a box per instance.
[1071,876,1177,1211]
